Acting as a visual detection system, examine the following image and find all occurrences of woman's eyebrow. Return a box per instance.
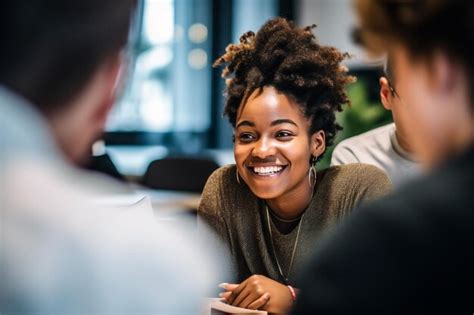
[236,119,298,128]
[236,120,255,128]
[271,119,297,127]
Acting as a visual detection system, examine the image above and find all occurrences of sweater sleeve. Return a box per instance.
[352,163,393,203]
[326,164,393,216]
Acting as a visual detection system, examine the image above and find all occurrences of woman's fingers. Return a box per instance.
[220,276,271,309]
[218,283,240,303]
[247,292,270,310]
[226,281,247,305]
[231,284,251,306]
[238,291,268,309]
[219,291,232,301]
[219,283,239,291]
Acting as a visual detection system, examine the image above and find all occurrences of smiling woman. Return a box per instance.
[234,86,324,218]
[197,17,392,314]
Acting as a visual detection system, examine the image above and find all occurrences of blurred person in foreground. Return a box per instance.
[331,55,421,187]
[0,1,218,313]
[293,0,474,313]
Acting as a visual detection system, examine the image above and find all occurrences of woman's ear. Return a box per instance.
[311,130,326,158]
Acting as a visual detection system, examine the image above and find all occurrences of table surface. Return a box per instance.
[136,188,201,211]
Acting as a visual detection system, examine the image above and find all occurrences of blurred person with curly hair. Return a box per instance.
[294,0,474,313]
[198,17,391,314]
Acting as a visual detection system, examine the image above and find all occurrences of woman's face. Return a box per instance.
[234,86,325,201]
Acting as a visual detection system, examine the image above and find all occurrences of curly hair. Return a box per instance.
[214,17,355,153]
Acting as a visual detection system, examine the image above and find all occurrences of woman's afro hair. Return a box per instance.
[214,17,355,150]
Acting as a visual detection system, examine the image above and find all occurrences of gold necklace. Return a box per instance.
[265,205,305,284]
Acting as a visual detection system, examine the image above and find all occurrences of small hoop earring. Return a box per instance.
[308,155,317,187]
[236,168,241,185]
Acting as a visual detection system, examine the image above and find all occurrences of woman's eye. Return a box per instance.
[276,131,294,139]
[238,133,256,142]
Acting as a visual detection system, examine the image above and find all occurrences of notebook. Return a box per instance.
[203,298,267,315]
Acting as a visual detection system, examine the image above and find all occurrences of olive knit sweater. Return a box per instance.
[198,163,391,285]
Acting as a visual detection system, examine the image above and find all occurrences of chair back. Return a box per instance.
[142,156,219,193]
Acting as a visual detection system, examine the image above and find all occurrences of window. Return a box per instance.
[106,0,212,151]
[105,0,279,151]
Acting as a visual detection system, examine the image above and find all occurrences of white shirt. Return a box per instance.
[0,86,221,314]
[331,123,420,188]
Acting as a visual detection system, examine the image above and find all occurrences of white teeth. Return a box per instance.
[253,166,283,175]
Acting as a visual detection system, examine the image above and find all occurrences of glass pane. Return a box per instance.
[106,0,212,139]
[107,0,175,132]
[233,0,278,43]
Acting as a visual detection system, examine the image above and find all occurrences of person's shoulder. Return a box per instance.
[201,164,242,206]
[331,124,395,165]
[321,164,392,201]
[205,164,237,190]
[360,151,474,225]
[387,151,474,212]
[4,167,219,313]
[200,164,258,218]
[96,212,220,312]
[335,123,395,150]
[324,163,390,184]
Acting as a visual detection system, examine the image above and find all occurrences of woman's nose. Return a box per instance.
[252,138,276,159]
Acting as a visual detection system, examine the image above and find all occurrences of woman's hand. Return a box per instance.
[220,275,293,313]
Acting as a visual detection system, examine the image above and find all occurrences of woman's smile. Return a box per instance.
[247,164,288,178]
